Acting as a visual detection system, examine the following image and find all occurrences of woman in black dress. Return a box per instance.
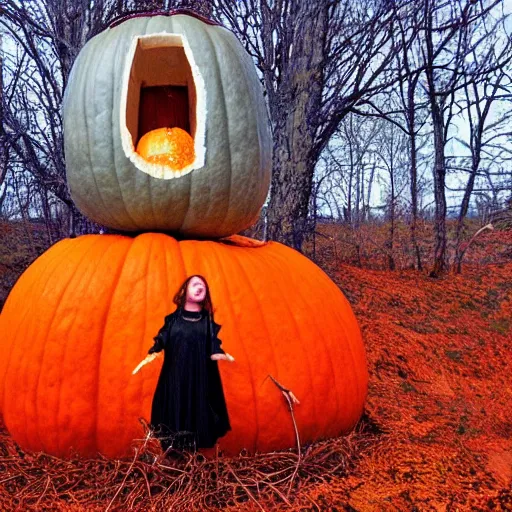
[146,275,234,455]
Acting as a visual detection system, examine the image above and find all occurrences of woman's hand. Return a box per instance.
[211,353,235,362]
[132,353,159,374]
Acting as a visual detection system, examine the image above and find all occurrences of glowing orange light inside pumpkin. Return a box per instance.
[136,127,195,170]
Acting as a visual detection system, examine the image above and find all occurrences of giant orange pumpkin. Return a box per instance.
[0,234,367,459]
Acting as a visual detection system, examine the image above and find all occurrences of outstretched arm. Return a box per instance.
[210,321,234,362]
[211,352,235,362]
[132,352,160,374]
[133,314,173,375]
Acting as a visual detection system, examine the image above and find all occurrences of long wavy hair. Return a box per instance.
[173,274,215,317]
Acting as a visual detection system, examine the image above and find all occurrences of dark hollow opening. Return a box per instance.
[138,85,190,141]
[125,37,197,147]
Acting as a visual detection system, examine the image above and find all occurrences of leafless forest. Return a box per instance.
[1,0,511,277]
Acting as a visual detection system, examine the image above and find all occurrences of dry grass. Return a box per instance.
[0,415,378,511]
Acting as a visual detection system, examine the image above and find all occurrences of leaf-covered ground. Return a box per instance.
[0,220,511,510]
[322,258,512,510]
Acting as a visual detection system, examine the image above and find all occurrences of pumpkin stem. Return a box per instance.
[109,8,220,29]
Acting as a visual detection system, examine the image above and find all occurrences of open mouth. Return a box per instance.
[120,33,206,179]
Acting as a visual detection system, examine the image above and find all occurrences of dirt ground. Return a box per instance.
[324,259,512,511]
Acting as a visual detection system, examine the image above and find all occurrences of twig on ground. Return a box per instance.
[266,374,302,497]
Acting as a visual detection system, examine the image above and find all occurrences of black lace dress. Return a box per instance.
[148,308,231,452]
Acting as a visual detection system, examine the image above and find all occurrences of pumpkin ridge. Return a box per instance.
[306,273,349,433]
[272,243,364,431]
[144,172,158,229]
[119,234,154,453]
[108,25,144,230]
[51,237,125,455]
[50,237,117,454]
[12,296,39,451]
[281,246,350,434]
[315,264,366,424]
[158,13,192,228]
[161,235,172,312]
[204,241,260,453]
[270,247,342,437]
[135,233,154,442]
[256,245,320,442]
[32,237,103,454]
[19,237,83,451]
[218,29,264,225]
[0,244,60,416]
[167,232,189,282]
[141,234,175,418]
[80,35,122,228]
[93,237,135,455]
[220,27,272,212]
[176,19,213,232]
[0,239,77,441]
[198,27,233,233]
[296,244,366,428]
[294,249,349,433]
[228,245,282,450]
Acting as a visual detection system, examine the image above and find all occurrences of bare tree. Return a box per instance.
[339,114,382,227]
[1,0,119,234]
[389,2,430,271]
[1,0,186,236]
[419,0,509,276]
[0,32,9,213]
[453,62,512,272]
[214,0,413,250]
[373,122,410,270]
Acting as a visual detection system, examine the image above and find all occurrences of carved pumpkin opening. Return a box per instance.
[120,34,206,178]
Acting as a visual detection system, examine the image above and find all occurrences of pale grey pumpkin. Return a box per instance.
[63,13,272,237]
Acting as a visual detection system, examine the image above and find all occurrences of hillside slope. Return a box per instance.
[312,258,512,510]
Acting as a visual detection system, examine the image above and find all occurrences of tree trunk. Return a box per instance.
[430,106,447,277]
[267,137,316,250]
[346,136,354,225]
[454,149,480,273]
[424,0,447,278]
[409,130,422,271]
[388,163,396,271]
[41,188,54,246]
[406,74,422,271]
[366,162,376,223]
[265,3,328,251]
[0,34,8,198]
